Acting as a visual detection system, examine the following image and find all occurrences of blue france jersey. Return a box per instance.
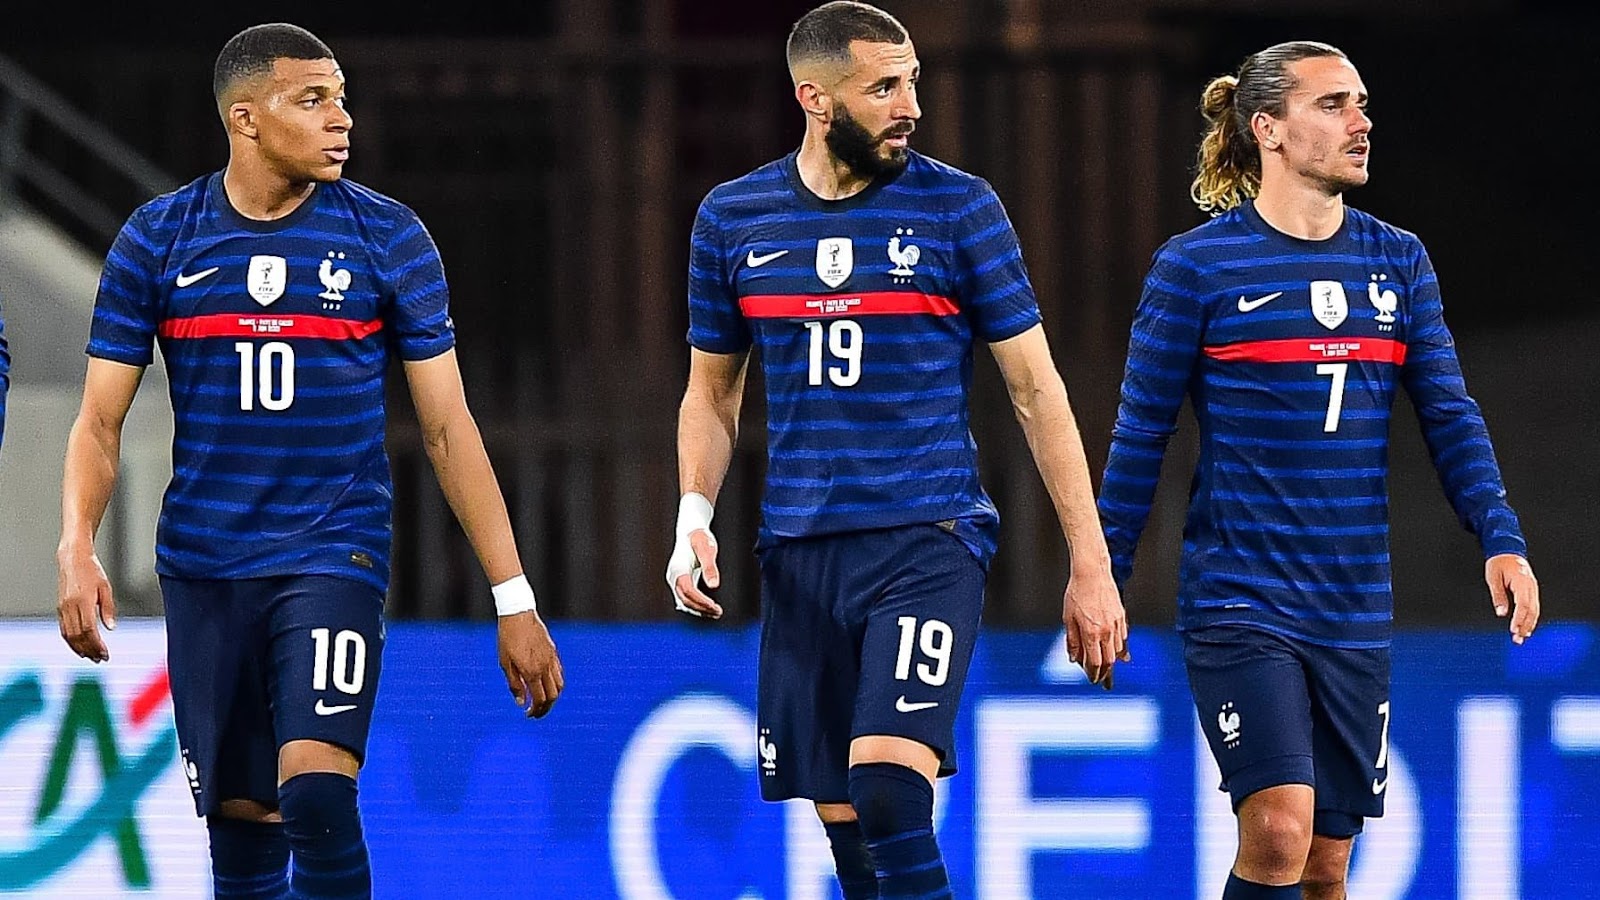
[1099,201,1525,648]
[688,151,1041,562]
[88,173,455,591]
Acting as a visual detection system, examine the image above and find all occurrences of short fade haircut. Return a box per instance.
[213,23,335,106]
[786,1,909,79]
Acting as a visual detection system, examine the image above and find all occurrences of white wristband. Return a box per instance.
[676,492,714,537]
[491,574,538,617]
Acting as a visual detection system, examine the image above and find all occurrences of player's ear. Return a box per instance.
[1250,109,1281,151]
[795,81,831,124]
[227,101,259,140]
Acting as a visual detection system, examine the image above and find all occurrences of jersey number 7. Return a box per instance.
[1315,362,1347,433]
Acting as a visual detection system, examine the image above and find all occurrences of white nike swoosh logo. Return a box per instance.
[1237,291,1285,312]
[895,696,939,713]
[175,266,221,288]
[746,249,789,268]
[1371,777,1387,795]
[314,700,358,716]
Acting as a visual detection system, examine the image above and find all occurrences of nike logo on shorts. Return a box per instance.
[1237,291,1284,312]
[1371,777,1388,795]
[315,700,358,716]
[895,696,938,713]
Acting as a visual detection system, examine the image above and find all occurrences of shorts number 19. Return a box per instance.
[894,616,953,687]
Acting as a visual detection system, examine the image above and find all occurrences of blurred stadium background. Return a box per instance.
[0,0,1595,896]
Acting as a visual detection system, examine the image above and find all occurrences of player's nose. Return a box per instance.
[899,89,922,121]
[328,104,353,133]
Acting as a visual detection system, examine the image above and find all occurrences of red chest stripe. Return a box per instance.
[739,291,958,318]
[159,313,384,340]
[1203,337,1406,365]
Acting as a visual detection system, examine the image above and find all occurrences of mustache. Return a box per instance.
[879,123,915,141]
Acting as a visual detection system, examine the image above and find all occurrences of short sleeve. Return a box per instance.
[954,178,1042,342]
[685,194,750,354]
[384,211,456,362]
[87,208,163,366]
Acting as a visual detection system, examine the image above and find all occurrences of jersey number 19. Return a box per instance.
[803,320,862,387]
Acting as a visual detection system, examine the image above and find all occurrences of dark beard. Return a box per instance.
[825,106,910,181]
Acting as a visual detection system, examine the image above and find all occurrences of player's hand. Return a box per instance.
[1063,568,1130,689]
[56,543,116,663]
[497,611,564,718]
[666,528,723,619]
[1486,553,1539,645]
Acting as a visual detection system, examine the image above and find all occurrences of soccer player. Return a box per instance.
[665,3,1128,897]
[1098,41,1540,900]
[54,24,563,900]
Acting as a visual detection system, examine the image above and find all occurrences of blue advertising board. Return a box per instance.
[357,623,1600,899]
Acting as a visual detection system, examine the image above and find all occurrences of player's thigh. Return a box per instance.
[1184,624,1317,809]
[161,576,279,814]
[264,575,386,773]
[1306,643,1391,836]
[853,525,986,777]
[755,536,865,802]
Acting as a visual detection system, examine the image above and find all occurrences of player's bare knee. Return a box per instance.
[848,734,939,782]
[815,802,858,824]
[1238,819,1312,877]
[1300,835,1353,899]
[278,738,359,784]
[1237,788,1314,876]
[1299,872,1347,900]
[216,798,282,823]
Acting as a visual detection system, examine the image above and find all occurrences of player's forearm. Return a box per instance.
[58,414,123,556]
[676,387,741,503]
[420,411,523,585]
[1011,376,1113,577]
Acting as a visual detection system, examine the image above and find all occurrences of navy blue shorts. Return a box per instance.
[162,574,386,816]
[755,524,986,803]
[1184,624,1391,838]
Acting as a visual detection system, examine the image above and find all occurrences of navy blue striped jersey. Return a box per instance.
[1099,201,1525,648]
[88,172,455,592]
[687,151,1041,562]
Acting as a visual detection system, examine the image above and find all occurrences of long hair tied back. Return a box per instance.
[1190,41,1347,214]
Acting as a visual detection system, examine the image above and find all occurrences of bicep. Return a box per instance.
[402,349,468,432]
[686,348,749,407]
[987,323,1056,396]
[78,358,144,428]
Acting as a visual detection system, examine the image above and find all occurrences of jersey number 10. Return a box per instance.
[234,341,296,411]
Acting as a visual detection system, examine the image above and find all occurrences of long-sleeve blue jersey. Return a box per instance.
[1099,201,1524,648]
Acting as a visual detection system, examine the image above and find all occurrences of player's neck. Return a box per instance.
[1252,175,1345,241]
[222,159,318,222]
[796,132,874,201]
